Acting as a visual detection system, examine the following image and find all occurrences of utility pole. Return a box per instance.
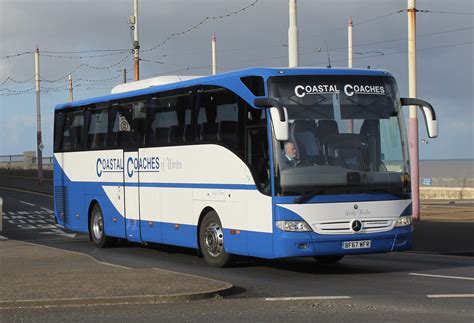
[211,34,217,75]
[288,0,299,67]
[408,0,420,220]
[348,16,353,68]
[68,74,73,101]
[347,16,354,133]
[34,47,43,183]
[130,0,140,80]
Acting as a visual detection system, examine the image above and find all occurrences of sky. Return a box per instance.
[0,0,472,159]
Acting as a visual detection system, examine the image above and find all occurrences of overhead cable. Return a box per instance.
[142,0,259,53]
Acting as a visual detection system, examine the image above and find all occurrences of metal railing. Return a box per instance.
[0,154,23,163]
[0,153,53,170]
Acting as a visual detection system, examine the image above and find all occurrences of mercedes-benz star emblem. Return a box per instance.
[354,204,359,210]
[351,219,363,232]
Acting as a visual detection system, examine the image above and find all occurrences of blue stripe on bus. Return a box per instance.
[101,182,257,190]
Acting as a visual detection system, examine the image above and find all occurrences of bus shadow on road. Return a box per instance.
[138,242,474,276]
[19,234,473,278]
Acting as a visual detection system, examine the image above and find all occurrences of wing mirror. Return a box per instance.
[400,98,438,138]
[254,97,289,141]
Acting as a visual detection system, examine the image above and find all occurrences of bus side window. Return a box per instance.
[61,110,84,152]
[151,110,178,145]
[113,99,147,149]
[54,112,65,152]
[147,90,193,146]
[200,87,243,156]
[175,95,192,144]
[245,106,270,194]
[197,92,217,142]
[86,108,108,150]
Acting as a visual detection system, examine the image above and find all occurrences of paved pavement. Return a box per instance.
[0,239,232,308]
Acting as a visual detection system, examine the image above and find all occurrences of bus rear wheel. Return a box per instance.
[89,203,116,248]
[314,255,344,264]
[199,211,233,267]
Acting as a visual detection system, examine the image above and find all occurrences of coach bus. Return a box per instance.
[53,67,437,267]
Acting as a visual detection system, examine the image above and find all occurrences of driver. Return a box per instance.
[280,141,300,168]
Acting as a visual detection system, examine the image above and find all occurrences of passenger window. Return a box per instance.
[60,110,84,152]
[112,98,147,149]
[86,108,108,150]
[54,112,66,152]
[147,90,193,146]
[199,87,243,154]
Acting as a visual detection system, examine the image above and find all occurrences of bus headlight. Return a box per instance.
[395,216,412,227]
[276,221,312,232]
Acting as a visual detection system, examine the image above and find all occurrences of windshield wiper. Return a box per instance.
[294,189,324,204]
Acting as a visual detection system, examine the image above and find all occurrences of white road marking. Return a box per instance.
[427,294,474,298]
[41,207,54,213]
[40,229,77,238]
[19,201,35,207]
[96,261,131,270]
[265,296,351,301]
[409,273,474,281]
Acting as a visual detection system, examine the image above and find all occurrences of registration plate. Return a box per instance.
[343,240,371,249]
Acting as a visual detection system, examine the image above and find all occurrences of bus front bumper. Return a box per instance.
[273,225,413,259]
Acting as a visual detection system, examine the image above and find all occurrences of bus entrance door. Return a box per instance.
[124,151,142,242]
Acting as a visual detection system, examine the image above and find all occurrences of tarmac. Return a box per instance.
[0,170,472,309]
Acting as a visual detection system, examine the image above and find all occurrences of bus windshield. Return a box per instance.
[268,75,410,196]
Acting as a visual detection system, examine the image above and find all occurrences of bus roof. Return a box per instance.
[55,67,393,110]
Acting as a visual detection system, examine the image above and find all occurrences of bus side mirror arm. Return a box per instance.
[254,97,289,141]
[254,97,286,122]
[400,97,438,138]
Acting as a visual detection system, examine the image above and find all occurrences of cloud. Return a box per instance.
[0,0,473,159]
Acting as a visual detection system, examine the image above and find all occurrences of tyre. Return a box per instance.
[199,211,233,267]
[89,203,116,248]
[314,255,344,264]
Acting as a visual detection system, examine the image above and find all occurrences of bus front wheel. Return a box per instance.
[199,211,233,267]
[89,203,116,248]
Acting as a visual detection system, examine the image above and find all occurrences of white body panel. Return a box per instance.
[278,199,411,234]
[55,144,273,234]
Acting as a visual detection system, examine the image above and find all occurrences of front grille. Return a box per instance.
[313,219,394,234]
[54,186,69,224]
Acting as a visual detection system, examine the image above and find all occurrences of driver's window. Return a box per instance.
[380,117,404,172]
[245,106,270,195]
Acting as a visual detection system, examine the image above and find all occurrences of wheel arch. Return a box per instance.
[87,199,100,234]
[196,206,217,251]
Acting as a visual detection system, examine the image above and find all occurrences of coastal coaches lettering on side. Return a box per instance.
[53,67,438,267]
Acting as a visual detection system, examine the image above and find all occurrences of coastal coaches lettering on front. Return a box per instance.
[294,83,386,98]
[53,67,437,267]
